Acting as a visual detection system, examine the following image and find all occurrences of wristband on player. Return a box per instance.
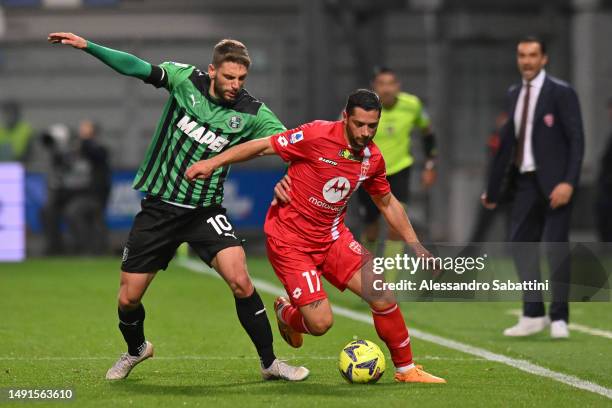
[422,132,437,160]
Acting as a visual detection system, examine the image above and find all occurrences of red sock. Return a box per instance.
[280,303,310,334]
[371,304,413,368]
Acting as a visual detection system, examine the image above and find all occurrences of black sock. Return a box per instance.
[118,303,146,357]
[235,289,276,368]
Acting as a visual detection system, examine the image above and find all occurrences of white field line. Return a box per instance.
[507,309,612,340]
[0,355,484,362]
[178,258,612,400]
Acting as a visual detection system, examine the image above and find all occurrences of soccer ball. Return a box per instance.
[338,339,386,384]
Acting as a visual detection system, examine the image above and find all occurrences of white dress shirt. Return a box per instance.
[514,68,546,173]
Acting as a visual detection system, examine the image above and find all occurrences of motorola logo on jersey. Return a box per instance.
[322,177,351,203]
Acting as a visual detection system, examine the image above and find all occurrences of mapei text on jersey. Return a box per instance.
[176,114,230,152]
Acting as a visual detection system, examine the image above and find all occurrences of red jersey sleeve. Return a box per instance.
[362,156,391,197]
[269,125,312,162]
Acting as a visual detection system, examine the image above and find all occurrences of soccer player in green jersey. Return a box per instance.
[358,67,438,257]
[48,32,308,382]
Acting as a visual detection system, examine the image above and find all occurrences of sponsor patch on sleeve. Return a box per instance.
[290,131,304,144]
[277,135,289,147]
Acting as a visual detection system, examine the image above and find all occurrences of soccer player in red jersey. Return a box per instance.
[186,89,446,383]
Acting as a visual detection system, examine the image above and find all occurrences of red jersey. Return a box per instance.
[264,120,391,249]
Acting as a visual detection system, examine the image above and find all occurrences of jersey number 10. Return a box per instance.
[206,214,233,235]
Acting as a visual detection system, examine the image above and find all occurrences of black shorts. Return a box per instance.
[358,166,411,224]
[121,196,242,272]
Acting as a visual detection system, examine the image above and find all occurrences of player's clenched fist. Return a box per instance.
[185,160,217,182]
[47,32,87,49]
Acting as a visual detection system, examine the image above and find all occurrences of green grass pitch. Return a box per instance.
[1,257,611,407]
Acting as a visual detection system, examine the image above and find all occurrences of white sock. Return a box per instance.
[396,363,415,373]
[276,303,288,323]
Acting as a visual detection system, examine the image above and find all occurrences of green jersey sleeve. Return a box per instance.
[249,104,286,140]
[157,61,196,91]
[84,41,152,80]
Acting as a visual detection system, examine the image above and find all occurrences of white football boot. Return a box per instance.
[550,320,570,339]
[261,359,309,381]
[105,341,154,380]
[503,316,550,337]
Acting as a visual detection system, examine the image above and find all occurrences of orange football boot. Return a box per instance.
[394,365,446,384]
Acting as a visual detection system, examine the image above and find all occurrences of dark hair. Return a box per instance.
[371,66,396,82]
[212,39,251,68]
[518,35,547,55]
[344,89,382,116]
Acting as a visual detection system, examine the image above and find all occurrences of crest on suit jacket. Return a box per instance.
[544,114,554,127]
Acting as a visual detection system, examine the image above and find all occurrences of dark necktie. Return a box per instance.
[515,82,531,168]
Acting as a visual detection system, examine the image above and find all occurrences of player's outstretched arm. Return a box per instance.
[371,192,430,257]
[185,137,276,181]
[48,32,152,80]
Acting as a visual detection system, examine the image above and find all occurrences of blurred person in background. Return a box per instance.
[64,119,111,255]
[39,121,111,255]
[482,36,584,339]
[357,67,437,257]
[595,97,612,242]
[0,100,33,163]
[39,123,72,255]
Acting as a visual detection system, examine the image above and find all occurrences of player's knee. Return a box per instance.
[306,315,334,336]
[118,292,142,310]
[370,299,395,313]
[228,273,254,298]
[117,286,143,309]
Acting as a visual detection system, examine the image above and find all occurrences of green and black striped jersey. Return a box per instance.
[133,61,285,207]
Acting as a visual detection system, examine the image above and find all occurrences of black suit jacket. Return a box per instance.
[486,75,584,203]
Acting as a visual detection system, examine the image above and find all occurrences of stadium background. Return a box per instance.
[1,0,612,255]
[1,1,611,407]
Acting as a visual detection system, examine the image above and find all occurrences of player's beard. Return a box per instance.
[347,130,371,151]
[212,80,239,104]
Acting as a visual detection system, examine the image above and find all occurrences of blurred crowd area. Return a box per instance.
[1,0,612,256]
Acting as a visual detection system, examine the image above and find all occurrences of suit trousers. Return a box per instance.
[509,172,572,322]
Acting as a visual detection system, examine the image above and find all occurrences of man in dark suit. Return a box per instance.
[481,36,584,338]
[595,98,612,242]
